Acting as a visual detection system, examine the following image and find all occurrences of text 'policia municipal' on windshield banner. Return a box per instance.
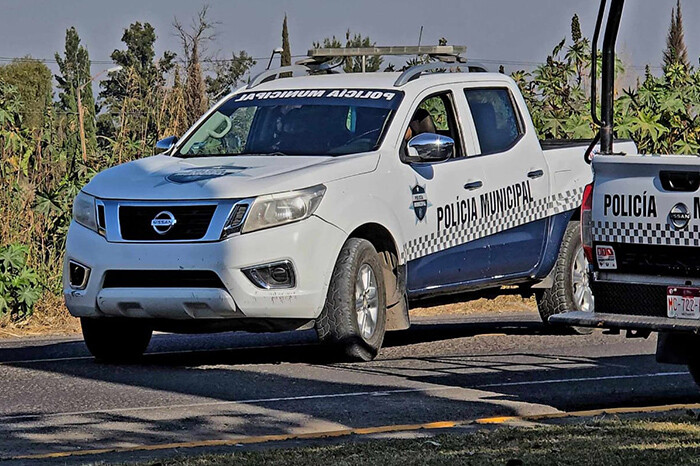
[232,89,404,108]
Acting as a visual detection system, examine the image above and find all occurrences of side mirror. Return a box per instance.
[155,136,179,154]
[407,133,454,163]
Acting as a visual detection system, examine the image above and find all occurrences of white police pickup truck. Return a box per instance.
[65,54,625,361]
[546,0,700,389]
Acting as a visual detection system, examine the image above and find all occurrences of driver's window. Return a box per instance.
[403,92,462,159]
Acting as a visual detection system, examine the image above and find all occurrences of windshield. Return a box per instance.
[176,89,404,158]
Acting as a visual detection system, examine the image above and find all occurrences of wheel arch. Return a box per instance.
[569,207,581,222]
[348,222,409,331]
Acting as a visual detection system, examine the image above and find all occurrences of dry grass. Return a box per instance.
[0,292,80,338]
[410,293,536,318]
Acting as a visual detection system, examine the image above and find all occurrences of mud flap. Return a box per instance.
[656,331,700,365]
[385,264,410,331]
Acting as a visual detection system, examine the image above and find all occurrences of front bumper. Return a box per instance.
[63,215,346,321]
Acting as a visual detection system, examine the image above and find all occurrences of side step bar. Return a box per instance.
[550,311,700,334]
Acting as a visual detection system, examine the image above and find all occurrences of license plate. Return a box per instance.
[667,286,700,319]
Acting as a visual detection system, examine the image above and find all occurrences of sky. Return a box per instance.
[0,0,698,83]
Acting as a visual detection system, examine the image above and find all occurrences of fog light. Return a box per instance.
[68,261,91,289]
[242,261,296,289]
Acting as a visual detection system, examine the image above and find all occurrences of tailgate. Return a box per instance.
[592,154,700,249]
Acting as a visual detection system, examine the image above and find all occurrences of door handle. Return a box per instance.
[527,169,544,179]
[464,180,483,191]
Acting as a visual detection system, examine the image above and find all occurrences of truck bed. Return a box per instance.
[540,139,634,151]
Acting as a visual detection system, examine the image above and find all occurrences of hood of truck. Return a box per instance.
[82,153,378,200]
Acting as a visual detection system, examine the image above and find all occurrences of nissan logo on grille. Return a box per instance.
[151,211,177,235]
[669,203,691,230]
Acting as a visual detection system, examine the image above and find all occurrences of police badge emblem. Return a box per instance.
[410,183,429,222]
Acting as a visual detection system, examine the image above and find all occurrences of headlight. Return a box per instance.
[241,185,326,234]
[72,191,97,232]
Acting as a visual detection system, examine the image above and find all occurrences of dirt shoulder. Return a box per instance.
[0,293,80,338]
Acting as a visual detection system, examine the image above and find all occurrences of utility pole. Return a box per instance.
[76,65,122,162]
[76,85,87,163]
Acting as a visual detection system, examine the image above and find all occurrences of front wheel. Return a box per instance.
[315,238,387,361]
[536,220,594,335]
[81,317,153,363]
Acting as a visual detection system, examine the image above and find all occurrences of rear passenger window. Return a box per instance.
[464,88,523,155]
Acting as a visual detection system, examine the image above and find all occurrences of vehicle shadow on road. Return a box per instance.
[384,317,555,348]
[0,316,549,367]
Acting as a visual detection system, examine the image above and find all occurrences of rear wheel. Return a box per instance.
[536,221,594,334]
[81,317,152,363]
[315,238,387,361]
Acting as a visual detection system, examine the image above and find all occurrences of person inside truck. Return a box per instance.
[404,108,437,142]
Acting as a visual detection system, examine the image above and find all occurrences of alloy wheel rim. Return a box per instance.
[572,247,594,312]
[355,264,379,340]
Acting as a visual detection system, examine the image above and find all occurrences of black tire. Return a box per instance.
[315,238,387,361]
[81,317,152,363]
[536,220,594,335]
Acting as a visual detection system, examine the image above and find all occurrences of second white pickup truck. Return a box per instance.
[548,0,700,389]
[64,51,616,361]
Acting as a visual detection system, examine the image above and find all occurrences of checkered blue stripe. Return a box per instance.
[402,186,585,262]
[593,221,700,247]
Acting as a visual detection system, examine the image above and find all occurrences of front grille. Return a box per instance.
[592,281,668,317]
[103,270,226,289]
[600,242,700,278]
[119,205,216,240]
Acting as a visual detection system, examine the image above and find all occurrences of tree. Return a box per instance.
[99,22,175,159]
[281,14,292,67]
[616,63,700,154]
[162,65,189,137]
[0,82,32,177]
[313,30,383,73]
[565,15,590,86]
[55,27,97,165]
[174,5,216,127]
[101,22,175,103]
[205,51,255,101]
[663,0,690,70]
[0,59,52,136]
[513,16,598,140]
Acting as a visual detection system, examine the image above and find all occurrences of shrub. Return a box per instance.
[0,243,41,320]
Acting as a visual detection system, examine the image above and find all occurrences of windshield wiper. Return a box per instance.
[238,152,289,157]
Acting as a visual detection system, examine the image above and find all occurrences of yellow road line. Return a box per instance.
[475,416,519,424]
[11,403,700,461]
[12,421,462,460]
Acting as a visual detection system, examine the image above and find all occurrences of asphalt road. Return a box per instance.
[1,311,698,465]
